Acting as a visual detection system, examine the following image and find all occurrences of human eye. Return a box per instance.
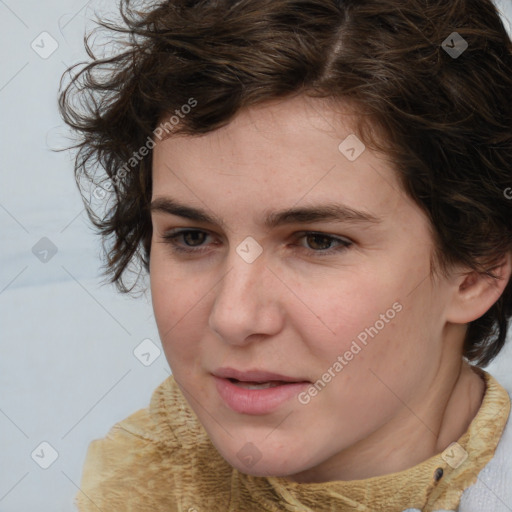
[291,231,353,256]
[160,229,352,258]
[161,229,216,255]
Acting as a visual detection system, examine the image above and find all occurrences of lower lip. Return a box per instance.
[213,376,309,415]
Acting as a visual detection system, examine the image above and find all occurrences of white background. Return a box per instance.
[1,1,511,510]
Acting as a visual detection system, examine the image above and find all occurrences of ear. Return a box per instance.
[446,252,512,324]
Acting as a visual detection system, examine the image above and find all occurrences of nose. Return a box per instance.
[208,244,284,346]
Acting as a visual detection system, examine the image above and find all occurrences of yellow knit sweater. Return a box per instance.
[75,369,510,512]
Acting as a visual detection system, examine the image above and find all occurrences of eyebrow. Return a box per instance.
[149,197,382,229]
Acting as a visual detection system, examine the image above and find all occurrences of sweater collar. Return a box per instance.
[159,369,510,511]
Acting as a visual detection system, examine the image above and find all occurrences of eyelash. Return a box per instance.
[160,229,353,257]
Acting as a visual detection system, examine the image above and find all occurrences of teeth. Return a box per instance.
[232,380,284,389]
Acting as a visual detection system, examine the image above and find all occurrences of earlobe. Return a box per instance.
[446,253,512,324]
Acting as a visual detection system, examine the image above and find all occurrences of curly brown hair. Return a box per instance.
[59,0,512,367]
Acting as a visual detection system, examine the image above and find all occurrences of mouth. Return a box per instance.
[212,367,310,385]
[226,378,300,390]
[212,367,311,415]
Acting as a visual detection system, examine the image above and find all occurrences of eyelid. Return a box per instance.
[292,231,353,256]
[160,228,353,256]
[160,228,215,254]
[294,230,353,245]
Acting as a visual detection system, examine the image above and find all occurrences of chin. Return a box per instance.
[229,458,302,479]
[210,438,314,479]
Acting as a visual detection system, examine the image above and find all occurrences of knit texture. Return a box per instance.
[75,369,510,512]
[459,383,512,512]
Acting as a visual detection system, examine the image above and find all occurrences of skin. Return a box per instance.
[149,95,510,482]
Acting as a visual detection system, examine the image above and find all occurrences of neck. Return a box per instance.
[289,358,485,483]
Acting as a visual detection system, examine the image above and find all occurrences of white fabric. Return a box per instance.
[402,391,512,512]
[458,391,512,512]
[402,509,454,512]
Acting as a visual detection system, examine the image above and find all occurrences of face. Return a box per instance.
[149,96,458,482]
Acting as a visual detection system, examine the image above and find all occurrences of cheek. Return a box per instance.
[319,291,437,413]
[299,294,420,422]
[149,254,175,330]
[295,267,430,396]
[149,252,204,353]
[151,280,206,372]
[298,277,400,353]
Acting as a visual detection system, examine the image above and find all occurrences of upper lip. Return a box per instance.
[213,367,310,383]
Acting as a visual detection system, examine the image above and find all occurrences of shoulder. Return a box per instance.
[459,384,512,512]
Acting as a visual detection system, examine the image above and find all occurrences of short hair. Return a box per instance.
[59,0,512,367]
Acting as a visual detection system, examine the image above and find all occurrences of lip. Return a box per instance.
[212,368,310,415]
[212,367,308,383]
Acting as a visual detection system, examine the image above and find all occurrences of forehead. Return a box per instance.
[151,96,408,224]
[156,96,363,161]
